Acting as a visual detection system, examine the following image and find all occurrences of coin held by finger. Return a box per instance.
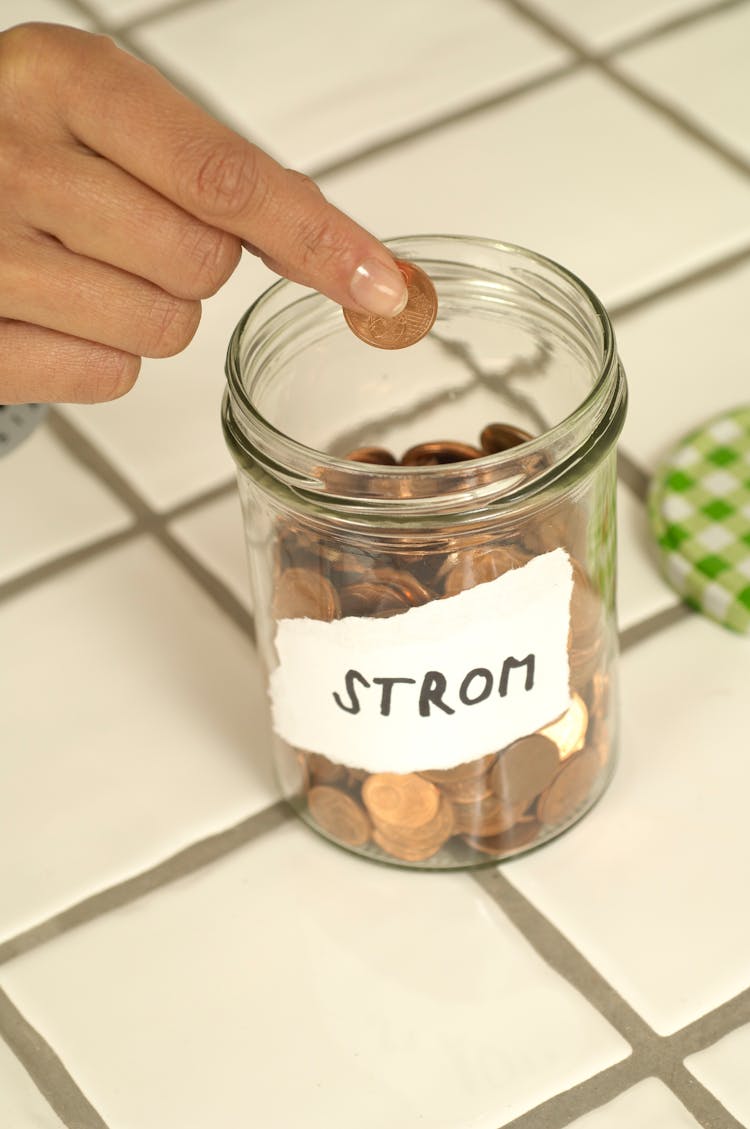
[343,259,437,349]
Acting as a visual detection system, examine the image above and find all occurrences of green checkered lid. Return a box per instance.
[648,405,750,633]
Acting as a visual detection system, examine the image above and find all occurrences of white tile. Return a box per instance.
[523,0,726,50]
[618,5,750,162]
[686,1024,750,1125]
[616,258,750,470]
[170,489,252,611]
[0,1038,65,1129]
[75,0,164,24]
[131,0,569,170]
[565,1078,700,1128]
[504,614,750,1034]
[321,70,750,310]
[0,423,131,584]
[60,252,274,512]
[0,538,276,942]
[616,482,679,630]
[0,0,93,28]
[0,822,628,1129]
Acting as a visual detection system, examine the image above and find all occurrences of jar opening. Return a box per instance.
[224,236,625,515]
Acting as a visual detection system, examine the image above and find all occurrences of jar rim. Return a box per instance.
[223,235,626,515]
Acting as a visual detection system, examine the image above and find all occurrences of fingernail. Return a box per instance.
[349,258,408,317]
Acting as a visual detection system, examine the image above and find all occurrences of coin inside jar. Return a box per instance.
[401,440,483,466]
[480,422,534,454]
[343,259,437,349]
[273,567,340,621]
[344,446,398,465]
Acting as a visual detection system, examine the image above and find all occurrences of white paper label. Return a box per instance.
[269,548,573,774]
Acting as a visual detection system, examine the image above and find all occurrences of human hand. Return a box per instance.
[0,23,408,404]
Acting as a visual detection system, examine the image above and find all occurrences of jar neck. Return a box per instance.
[223,236,627,518]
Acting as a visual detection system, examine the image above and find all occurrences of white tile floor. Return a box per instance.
[2,1,750,1127]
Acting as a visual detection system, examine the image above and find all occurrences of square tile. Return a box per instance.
[616,257,750,471]
[0,1037,65,1129]
[522,0,727,50]
[0,537,276,942]
[131,0,569,170]
[565,1078,701,1128]
[0,421,131,585]
[170,488,251,611]
[73,0,166,24]
[0,822,628,1129]
[616,482,680,631]
[686,1024,750,1125]
[321,70,750,310]
[0,0,93,28]
[504,614,750,1034]
[617,4,750,162]
[60,252,273,512]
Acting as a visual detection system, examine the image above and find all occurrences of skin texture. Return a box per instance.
[0,23,407,404]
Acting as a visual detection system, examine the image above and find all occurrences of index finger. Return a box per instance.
[48,26,408,316]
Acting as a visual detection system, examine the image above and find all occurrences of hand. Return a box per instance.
[0,23,408,404]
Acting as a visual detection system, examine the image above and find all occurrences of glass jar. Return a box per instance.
[223,236,627,868]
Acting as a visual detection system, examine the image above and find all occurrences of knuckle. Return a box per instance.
[85,352,141,403]
[175,223,241,298]
[296,210,352,277]
[142,291,201,357]
[178,138,265,222]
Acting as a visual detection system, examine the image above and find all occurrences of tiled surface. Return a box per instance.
[505,614,750,1035]
[3,3,750,1129]
[0,0,92,29]
[0,423,131,584]
[523,0,728,50]
[132,0,570,169]
[564,1078,701,1128]
[0,823,629,1129]
[0,1037,66,1129]
[320,69,750,310]
[618,3,750,161]
[0,538,275,942]
[686,1024,750,1125]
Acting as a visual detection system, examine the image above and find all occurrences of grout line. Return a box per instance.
[0,526,139,607]
[165,476,236,520]
[495,1054,651,1129]
[619,601,692,652]
[616,449,650,502]
[46,411,255,642]
[661,1062,748,1129]
[666,986,750,1060]
[309,61,581,181]
[0,801,292,967]
[0,989,110,1129]
[609,242,750,323]
[597,0,749,58]
[116,0,232,33]
[472,868,656,1049]
[504,0,750,182]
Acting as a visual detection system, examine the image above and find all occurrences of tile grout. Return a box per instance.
[0,988,110,1129]
[503,0,750,182]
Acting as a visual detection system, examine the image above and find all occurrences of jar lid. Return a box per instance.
[648,404,750,633]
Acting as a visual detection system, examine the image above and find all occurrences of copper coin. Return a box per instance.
[339,580,413,618]
[453,793,521,837]
[305,750,347,786]
[308,785,372,847]
[538,693,589,760]
[371,567,433,605]
[420,752,497,787]
[372,794,455,862]
[440,544,529,598]
[537,747,602,826]
[362,772,440,830]
[344,446,398,466]
[273,567,340,621]
[480,422,534,454]
[343,259,437,349]
[489,733,560,810]
[462,817,541,856]
[401,440,483,466]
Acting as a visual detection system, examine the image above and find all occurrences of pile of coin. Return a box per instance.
[273,423,612,865]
